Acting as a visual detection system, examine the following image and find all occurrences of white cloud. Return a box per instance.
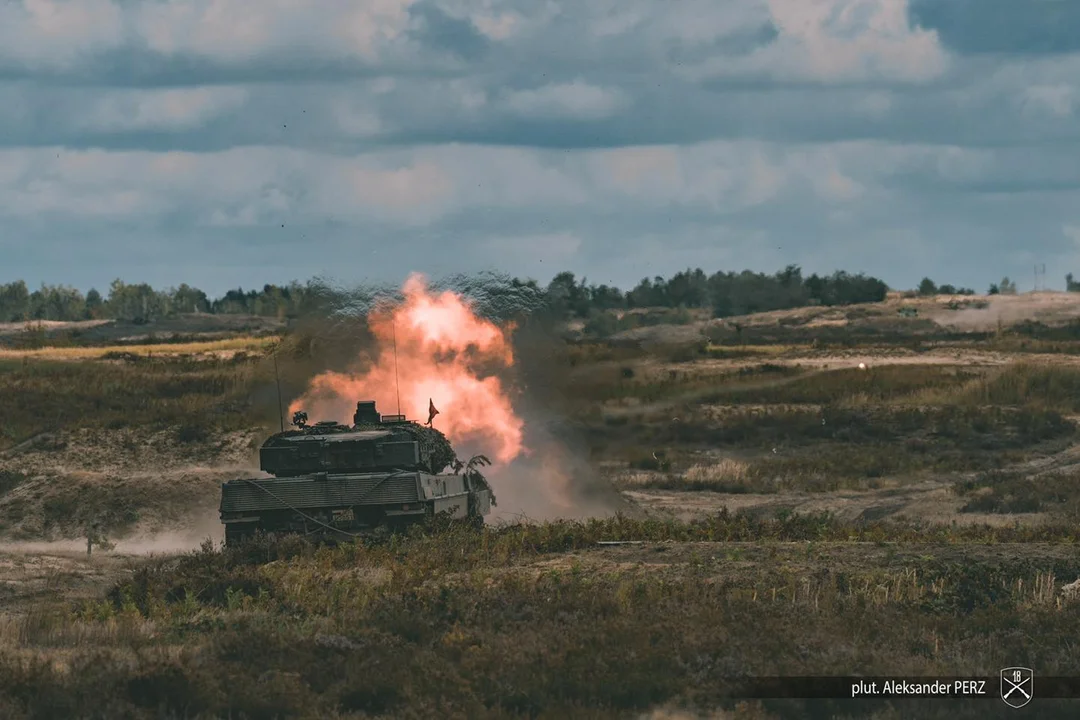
[472,12,520,40]
[0,0,420,68]
[603,147,682,196]
[0,147,454,224]
[79,87,249,132]
[0,140,950,231]
[135,0,417,61]
[332,99,383,137]
[856,91,894,117]
[0,0,124,68]
[484,231,582,264]
[505,80,627,120]
[683,0,948,83]
[1020,84,1076,118]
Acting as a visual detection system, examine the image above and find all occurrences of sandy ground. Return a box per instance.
[605,291,1080,348]
[0,546,149,619]
[622,482,1044,527]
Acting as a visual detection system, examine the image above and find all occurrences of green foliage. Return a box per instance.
[543,265,890,321]
[0,281,87,323]
[913,277,977,297]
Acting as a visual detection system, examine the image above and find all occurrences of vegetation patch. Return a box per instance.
[0,355,266,450]
[954,469,1080,515]
[948,363,1080,412]
[0,471,27,498]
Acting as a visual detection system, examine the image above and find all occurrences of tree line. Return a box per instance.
[544,266,890,319]
[0,279,328,324]
[0,267,1055,325]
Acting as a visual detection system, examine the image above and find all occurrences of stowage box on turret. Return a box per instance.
[219,401,495,545]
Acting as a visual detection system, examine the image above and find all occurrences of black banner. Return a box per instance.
[722,677,1080,699]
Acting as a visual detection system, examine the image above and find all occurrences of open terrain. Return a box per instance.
[3,293,1080,718]
[0,314,285,349]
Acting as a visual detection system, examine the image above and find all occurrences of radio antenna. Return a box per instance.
[273,345,284,433]
[392,317,402,416]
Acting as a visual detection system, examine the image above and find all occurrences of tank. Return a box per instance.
[219,400,496,545]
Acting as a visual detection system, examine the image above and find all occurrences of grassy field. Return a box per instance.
[3,309,1080,718]
[3,519,1080,718]
[0,352,263,451]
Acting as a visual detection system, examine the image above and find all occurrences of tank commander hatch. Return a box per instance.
[354,400,380,426]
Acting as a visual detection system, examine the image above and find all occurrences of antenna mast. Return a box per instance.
[392,318,401,416]
[273,346,284,433]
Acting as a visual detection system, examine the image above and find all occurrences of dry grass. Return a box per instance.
[684,460,751,485]
[3,521,1080,719]
[0,335,276,361]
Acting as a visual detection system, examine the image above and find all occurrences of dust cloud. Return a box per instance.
[0,509,224,556]
[489,314,636,522]
[934,293,1080,331]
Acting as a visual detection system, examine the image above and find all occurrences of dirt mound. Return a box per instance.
[0,426,264,541]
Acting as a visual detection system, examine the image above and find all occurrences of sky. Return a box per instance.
[2,0,1079,297]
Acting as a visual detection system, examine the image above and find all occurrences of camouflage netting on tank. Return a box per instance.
[350,422,458,474]
[410,425,458,474]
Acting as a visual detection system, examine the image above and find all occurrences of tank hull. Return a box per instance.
[220,468,492,545]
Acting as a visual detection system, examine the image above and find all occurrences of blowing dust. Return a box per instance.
[0,513,222,556]
[934,293,1080,331]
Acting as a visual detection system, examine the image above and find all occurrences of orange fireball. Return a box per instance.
[289,273,525,465]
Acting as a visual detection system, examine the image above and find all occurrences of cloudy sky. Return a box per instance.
[3,0,1079,296]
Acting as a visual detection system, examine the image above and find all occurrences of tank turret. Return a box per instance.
[258,401,457,477]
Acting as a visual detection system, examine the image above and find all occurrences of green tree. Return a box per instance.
[588,284,625,311]
[27,284,86,321]
[106,279,168,322]
[545,272,590,318]
[169,284,210,313]
[0,281,30,321]
[664,268,710,308]
[84,288,104,319]
[917,277,937,296]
